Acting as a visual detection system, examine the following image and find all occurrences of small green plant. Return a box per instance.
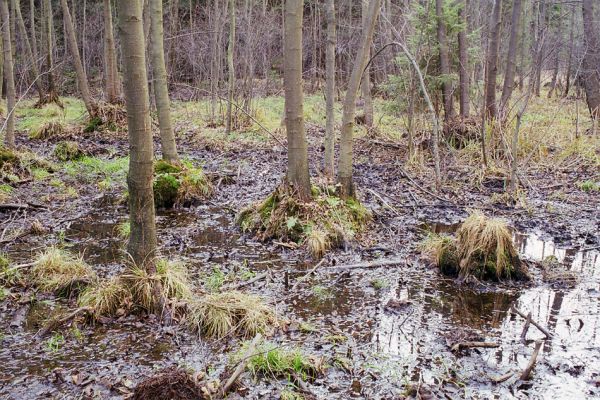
[244,342,323,383]
[370,279,389,290]
[239,268,256,281]
[0,253,20,286]
[311,285,333,301]
[577,180,599,192]
[71,325,84,342]
[205,266,226,292]
[46,332,65,352]
[54,141,83,161]
[117,221,131,238]
[281,390,304,400]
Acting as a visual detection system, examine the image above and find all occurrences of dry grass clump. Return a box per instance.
[153,160,213,208]
[237,184,370,258]
[243,342,324,382]
[420,211,528,281]
[188,291,277,339]
[32,247,96,294]
[78,276,130,316]
[30,120,65,140]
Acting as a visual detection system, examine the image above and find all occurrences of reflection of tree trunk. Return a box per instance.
[544,291,563,352]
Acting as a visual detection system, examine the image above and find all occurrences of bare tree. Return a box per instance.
[436,0,455,121]
[323,0,336,177]
[149,0,179,162]
[582,0,600,131]
[484,0,502,119]
[15,0,44,102]
[1,0,15,148]
[284,0,311,199]
[499,0,523,116]
[361,0,374,127]
[103,0,121,103]
[338,0,382,198]
[457,0,470,118]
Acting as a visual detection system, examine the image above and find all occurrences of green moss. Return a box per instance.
[154,160,182,174]
[84,116,103,133]
[0,147,18,168]
[54,141,83,161]
[153,174,181,208]
[577,180,599,192]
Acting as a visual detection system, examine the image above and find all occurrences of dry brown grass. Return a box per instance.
[32,247,96,294]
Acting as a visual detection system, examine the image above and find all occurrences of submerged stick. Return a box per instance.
[520,340,543,381]
[521,312,532,342]
[511,305,553,338]
[290,259,326,291]
[225,272,268,290]
[219,333,262,397]
[36,307,92,338]
[451,341,499,352]
[327,258,405,271]
[491,371,514,384]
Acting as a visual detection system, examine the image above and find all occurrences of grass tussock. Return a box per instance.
[237,184,370,258]
[242,342,324,382]
[32,247,96,295]
[420,211,528,281]
[188,291,277,339]
[78,276,130,316]
[153,160,213,208]
[1,147,55,184]
[54,141,83,161]
[30,120,65,140]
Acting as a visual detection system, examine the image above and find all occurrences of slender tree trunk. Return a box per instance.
[1,0,15,148]
[499,0,522,116]
[60,0,96,117]
[103,0,120,103]
[168,0,179,74]
[361,0,374,127]
[564,5,575,97]
[338,0,382,198]
[29,0,37,64]
[436,0,455,121]
[323,0,335,177]
[484,0,502,119]
[533,0,547,97]
[284,0,311,199]
[149,0,179,162]
[582,0,600,127]
[117,0,167,318]
[225,0,235,133]
[457,0,470,118]
[43,0,58,100]
[509,90,532,193]
[15,0,44,101]
[548,15,562,99]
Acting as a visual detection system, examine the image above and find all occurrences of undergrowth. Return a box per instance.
[32,247,96,295]
[237,183,370,258]
[153,160,213,208]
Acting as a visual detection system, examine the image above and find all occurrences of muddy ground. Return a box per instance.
[1,124,599,399]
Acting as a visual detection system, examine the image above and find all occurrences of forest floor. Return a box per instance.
[1,92,599,399]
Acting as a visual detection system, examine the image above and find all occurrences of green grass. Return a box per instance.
[45,332,65,352]
[243,342,322,382]
[16,98,86,134]
[63,156,129,189]
[577,180,600,192]
[205,266,226,292]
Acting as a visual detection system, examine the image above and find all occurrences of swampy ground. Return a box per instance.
[1,94,599,399]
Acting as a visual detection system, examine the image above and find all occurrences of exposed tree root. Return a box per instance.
[132,367,207,400]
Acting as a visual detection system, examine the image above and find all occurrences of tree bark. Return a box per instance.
[499,0,523,116]
[284,0,311,199]
[15,0,44,101]
[582,0,600,125]
[60,0,97,117]
[43,0,58,100]
[117,0,168,318]
[225,0,235,133]
[547,14,562,99]
[457,0,470,118]
[436,0,455,121]
[323,0,335,177]
[103,0,121,103]
[484,0,502,119]
[149,0,179,162]
[564,5,575,97]
[337,0,382,198]
[533,0,547,97]
[361,0,374,127]
[29,0,37,64]
[1,0,15,148]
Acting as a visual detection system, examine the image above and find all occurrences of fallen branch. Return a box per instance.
[491,371,514,384]
[219,333,262,398]
[519,340,543,381]
[327,258,404,271]
[451,341,499,352]
[224,272,268,291]
[520,312,532,342]
[511,305,553,338]
[290,259,326,292]
[36,307,92,338]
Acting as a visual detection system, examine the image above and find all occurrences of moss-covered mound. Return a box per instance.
[153,160,213,208]
[0,147,54,184]
[54,141,84,161]
[237,184,371,258]
[420,211,529,281]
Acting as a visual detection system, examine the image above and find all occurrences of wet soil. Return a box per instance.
[1,128,599,399]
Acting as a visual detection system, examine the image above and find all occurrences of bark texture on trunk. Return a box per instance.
[436,0,455,121]
[15,0,44,100]
[337,0,382,198]
[30,0,37,63]
[323,0,335,177]
[117,0,158,276]
[361,0,374,127]
[284,0,311,199]
[484,0,502,119]
[225,0,235,133]
[582,0,600,123]
[499,0,523,115]
[149,0,179,162]
[1,0,15,148]
[457,0,470,118]
[564,5,575,97]
[60,0,96,116]
[103,0,121,103]
[44,0,58,99]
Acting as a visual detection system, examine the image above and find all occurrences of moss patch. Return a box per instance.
[153,160,212,208]
[54,141,84,161]
[237,184,370,258]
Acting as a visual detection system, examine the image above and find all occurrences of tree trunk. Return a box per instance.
[43,0,58,100]
[323,0,335,177]
[225,0,235,133]
[457,0,470,118]
[15,0,44,101]
[564,5,575,97]
[547,15,562,99]
[436,0,454,121]
[103,0,120,103]
[582,0,600,125]
[29,0,37,64]
[361,0,374,127]
[1,0,15,148]
[168,0,179,74]
[338,0,382,198]
[499,0,523,116]
[116,0,168,318]
[284,0,311,199]
[533,0,547,97]
[149,0,179,163]
[60,0,97,117]
[484,0,502,119]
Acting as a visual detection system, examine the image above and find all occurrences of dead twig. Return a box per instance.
[491,371,514,384]
[520,312,532,342]
[36,307,92,338]
[327,258,404,271]
[219,333,262,398]
[451,341,499,352]
[519,340,543,381]
[290,259,326,292]
[224,272,268,291]
[511,305,553,338]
